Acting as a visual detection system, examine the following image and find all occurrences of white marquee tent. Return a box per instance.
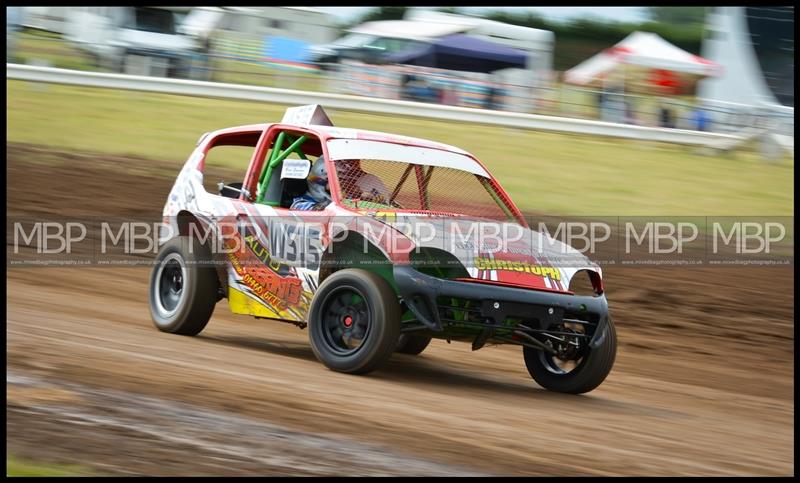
[564,31,721,87]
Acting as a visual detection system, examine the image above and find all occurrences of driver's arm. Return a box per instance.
[291,196,326,211]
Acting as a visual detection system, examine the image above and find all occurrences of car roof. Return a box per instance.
[208,123,471,157]
[311,125,471,156]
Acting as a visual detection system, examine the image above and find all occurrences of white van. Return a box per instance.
[64,7,197,77]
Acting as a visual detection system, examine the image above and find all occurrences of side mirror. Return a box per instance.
[218,181,244,199]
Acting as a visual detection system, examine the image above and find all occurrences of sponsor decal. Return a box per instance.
[264,218,322,269]
[245,233,287,275]
[373,211,397,223]
[224,229,303,309]
[474,257,561,281]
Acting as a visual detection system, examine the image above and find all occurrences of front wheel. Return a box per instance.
[523,316,617,394]
[308,269,401,374]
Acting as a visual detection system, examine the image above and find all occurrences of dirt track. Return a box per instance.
[6,143,794,476]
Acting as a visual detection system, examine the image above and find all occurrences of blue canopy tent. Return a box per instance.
[386,34,528,73]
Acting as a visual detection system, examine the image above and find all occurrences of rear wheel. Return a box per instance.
[523,317,617,394]
[308,269,400,374]
[149,236,218,336]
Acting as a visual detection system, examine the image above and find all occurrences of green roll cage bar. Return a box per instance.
[255,132,309,205]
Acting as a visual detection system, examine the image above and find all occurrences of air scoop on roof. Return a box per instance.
[281,104,334,126]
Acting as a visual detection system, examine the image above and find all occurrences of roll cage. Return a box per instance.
[208,105,525,225]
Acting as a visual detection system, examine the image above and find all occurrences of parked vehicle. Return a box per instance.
[308,31,428,68]
[64,7,197,77]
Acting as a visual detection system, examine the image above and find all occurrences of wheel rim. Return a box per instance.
[538,323,588,375]
[154,253,186,319]
[319,285,371,356]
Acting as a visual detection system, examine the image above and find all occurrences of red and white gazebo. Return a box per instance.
[564,31,721,93]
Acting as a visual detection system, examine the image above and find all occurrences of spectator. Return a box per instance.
[624,99,638,125]
[692,105,710,131]
[600,83,624,123]
[596,89,606,117]
[438,82,459,106]
[402,75,438,103]
[484,83,505,111]
[659,103,675,128]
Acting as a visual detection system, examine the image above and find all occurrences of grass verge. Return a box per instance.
[6,454,94,476]
[7,80,793,216]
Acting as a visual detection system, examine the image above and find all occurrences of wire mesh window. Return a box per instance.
[334,159,512,221]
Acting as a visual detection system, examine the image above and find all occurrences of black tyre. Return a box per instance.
[308,269,401,374]
[395,334,432,355]
[523,316,617,394]
[149,236,218,336]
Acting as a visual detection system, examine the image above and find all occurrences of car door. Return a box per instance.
[225,126,326,322]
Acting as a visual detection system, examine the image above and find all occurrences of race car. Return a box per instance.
[149,105,616,394]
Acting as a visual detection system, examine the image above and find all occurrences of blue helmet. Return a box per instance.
[307,156,331,203]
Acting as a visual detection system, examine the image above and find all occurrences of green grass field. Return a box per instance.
[12,29,324,90]
[6,454,93,476]
[7,80,793,216]
[11,30,99,71]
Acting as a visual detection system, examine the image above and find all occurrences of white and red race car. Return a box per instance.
[150,105,616,394]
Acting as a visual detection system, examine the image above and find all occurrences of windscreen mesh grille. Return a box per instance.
[334,159,511,220]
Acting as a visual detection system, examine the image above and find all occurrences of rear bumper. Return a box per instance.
[393,265,610,349]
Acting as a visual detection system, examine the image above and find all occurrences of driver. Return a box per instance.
[337,159,389,203]
[291,157,331,211]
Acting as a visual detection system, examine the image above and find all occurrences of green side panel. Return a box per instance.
[329,241,397,294]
